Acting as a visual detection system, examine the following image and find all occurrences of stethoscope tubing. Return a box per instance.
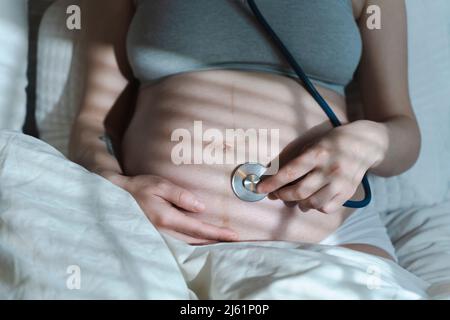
[247,0,372,208]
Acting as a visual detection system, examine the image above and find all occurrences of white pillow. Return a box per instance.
[0,0,28,131]
[36,0,82,155]
[382,200,450,299]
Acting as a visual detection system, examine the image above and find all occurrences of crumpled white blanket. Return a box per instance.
[0,131,430,299]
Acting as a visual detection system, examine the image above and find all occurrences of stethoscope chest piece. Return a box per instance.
[231,162,268,202]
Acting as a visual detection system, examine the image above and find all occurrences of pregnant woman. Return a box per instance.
[69,0,420,261]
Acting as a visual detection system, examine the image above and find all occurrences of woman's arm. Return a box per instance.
[355,0,420,177]
[68,1,237,242]
[68,0,134,183]
[258,0,421,213]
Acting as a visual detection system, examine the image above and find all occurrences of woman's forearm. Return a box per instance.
[353,116,421,177]
[69,0,135,181]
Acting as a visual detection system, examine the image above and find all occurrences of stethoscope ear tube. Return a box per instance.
[344,175,372,208]
[247,0,372,208]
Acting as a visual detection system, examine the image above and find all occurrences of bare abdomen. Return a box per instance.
[122,70,355,243]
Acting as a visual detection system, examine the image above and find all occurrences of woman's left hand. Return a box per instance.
[257,120,387,214]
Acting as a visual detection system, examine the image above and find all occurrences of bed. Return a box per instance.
[0,0,449,299]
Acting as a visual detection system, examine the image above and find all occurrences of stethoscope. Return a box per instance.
[231,0,372,208]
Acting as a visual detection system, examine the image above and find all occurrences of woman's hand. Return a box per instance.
[102,172,239,244]
[257,120,388,214]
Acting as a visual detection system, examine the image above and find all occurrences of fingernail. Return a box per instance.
[194,200,205,211]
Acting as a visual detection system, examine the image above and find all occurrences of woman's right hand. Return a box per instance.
[102,171,239,244]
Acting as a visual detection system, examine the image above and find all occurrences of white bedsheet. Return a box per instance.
[0,131,430,299]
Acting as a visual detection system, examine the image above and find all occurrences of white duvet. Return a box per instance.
[0,131,430,299]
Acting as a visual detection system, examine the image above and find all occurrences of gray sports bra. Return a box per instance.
[127,0,362,95]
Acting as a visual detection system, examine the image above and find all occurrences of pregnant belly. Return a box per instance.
[122,70,356,243]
